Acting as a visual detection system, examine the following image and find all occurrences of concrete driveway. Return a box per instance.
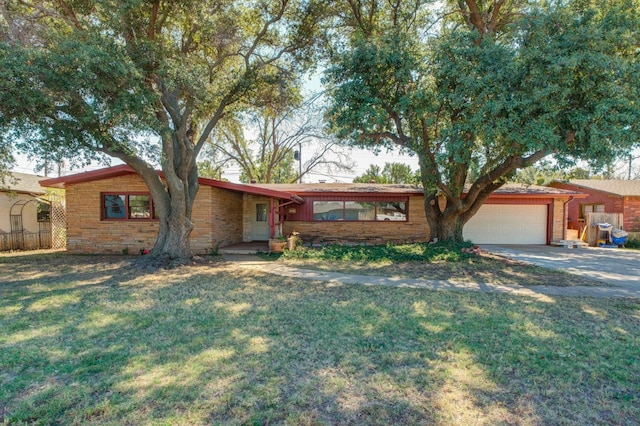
[482,245,640,291]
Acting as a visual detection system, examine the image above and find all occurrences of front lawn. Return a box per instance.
[277,242,604,286]
[1,252,638,425]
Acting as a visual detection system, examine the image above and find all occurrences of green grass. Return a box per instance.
[273,242,604,286]
[1,252,639,424]
[281,240,473,263]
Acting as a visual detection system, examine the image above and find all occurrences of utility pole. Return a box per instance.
[294,143,302,183]
[629,155,639,180]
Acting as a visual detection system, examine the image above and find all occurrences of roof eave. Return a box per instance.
[489,192,588,199]
[199,178,304,203]
[39,164,136,188]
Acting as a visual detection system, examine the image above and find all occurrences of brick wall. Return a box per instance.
[549,183,624,228]
[66,175,155,253]
[549,183,640,232]
[623,196,640,232]
[65,175,242,254]
[210,187,243,249]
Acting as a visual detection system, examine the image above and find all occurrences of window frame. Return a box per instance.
[312,199,408,222]
[579,203,605,219]
[101,192,157,221]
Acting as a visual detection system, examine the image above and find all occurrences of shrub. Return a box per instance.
[280,240,475,263]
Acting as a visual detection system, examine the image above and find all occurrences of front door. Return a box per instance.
[251,202,270,241]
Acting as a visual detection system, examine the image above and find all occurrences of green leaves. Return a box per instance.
[327,0,640,183]
[353,162,418,184]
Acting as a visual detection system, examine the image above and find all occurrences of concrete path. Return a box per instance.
[481,245,640,291]
[222,253,640,299]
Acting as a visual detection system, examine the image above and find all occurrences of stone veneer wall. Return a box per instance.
[65,175,243,254]
[205,186,244,251]
[552,198,565,242]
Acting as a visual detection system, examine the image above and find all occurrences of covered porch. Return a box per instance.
[202,179,304,244]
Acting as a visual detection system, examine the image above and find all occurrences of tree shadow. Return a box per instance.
[1,255,638,424]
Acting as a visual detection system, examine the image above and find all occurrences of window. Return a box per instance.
[256,203,268,222]
[377,201,407,221]
[580,203,605,219]
[102,193,156,220]
[37,202,51,222]
[313,200,407,222]
[129,195,151,218]
[313,201,345,221]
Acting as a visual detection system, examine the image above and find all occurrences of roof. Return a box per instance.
[198,178,304,203]
[551,179,640,197]
[39,165,303,203]
[39,165,582,200]
[255,182,581,198]
[1,172,46,195]
[489,183,584,198]
[252,182,424,196]
[40,164,139,188]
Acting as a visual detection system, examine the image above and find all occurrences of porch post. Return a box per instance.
[269,197,275,239]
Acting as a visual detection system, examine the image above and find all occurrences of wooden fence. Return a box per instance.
[583,212,624,246]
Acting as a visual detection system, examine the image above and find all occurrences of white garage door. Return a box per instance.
[464,204,548,244]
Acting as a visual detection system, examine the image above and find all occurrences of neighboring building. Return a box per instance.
[549,180,640,239]
[0,172,50,250]
[41,165,582,254]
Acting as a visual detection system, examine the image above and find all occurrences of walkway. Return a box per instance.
[481,245,640,291]
[222,253,640,299]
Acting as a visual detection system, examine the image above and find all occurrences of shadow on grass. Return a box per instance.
[0,254,638,424]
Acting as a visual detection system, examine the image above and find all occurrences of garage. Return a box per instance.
[464,204,548,244]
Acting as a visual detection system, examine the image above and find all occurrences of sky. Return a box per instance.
[11,145,421,182]
[10,69,422,182]
[7,72,636,182]
[219,146,420,183]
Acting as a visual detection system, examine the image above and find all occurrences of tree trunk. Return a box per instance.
[153,207,194,260]
[423,194,465,242]
[125,155,198,266]
[148,170,198,264]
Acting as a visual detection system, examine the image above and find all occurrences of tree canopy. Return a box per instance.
[353,162,417,184]
[325,0,640,241]
[0,0,324,261]
[204,97,353,184]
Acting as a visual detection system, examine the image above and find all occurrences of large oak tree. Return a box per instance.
[0,0,323,262]
[326,0,640,242]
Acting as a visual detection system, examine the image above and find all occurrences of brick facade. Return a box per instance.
[550,182,640,233]
[65,175,243,254]
[57,169,570,253]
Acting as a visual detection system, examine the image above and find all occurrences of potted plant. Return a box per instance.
[269,234,287,253]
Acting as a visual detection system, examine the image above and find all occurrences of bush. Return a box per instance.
[625,238,640,249]
[280,240,475,263]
